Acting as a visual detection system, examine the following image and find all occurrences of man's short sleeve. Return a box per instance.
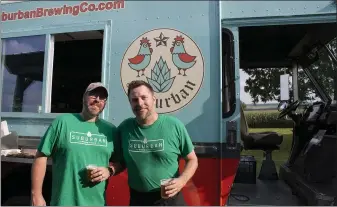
[177,120,195,157]
[37,119,60,157]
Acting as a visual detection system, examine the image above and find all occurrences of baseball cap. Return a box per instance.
[84,82,108,97]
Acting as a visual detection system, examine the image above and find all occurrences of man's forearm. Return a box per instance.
[179,158,198,184]
[31,153,48,195]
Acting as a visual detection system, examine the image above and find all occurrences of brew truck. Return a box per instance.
[1,0,336,205]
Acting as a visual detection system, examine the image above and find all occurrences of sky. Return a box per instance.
[240,70,252,104]
[2,35,44,112]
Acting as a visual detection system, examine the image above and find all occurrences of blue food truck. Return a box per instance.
[1,0,336,205]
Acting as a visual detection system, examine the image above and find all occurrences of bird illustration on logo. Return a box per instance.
[121,28,205,114]
[128,37,153,77]
[170,35,196,76]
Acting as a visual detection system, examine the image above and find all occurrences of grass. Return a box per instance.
[241,128,293,176]
[245,110,278,113]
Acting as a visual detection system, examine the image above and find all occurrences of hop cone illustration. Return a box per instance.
[146,57,175,93]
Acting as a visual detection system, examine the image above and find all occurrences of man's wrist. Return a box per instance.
[31,190,43,196]
[178,174,189,185]
[107,166,115,176]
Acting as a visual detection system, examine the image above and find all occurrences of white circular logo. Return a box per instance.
[120,28,204,114]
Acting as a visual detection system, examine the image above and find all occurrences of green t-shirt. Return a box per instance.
[37,113,117,206]
[117,114,194,192]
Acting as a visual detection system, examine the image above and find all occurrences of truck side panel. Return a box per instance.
[1,1,222,143]
[222,1,335,19]
[1,1,240,205]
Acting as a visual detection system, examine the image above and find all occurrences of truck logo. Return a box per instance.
[120,28,204,114]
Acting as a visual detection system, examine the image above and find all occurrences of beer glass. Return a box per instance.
[160,178,172,199]
[86,164,97,181]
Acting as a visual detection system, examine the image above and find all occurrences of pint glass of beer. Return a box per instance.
[160,178,172,199]
[86,164,97,181]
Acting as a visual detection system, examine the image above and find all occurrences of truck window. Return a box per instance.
[51,30,103,113]
[222,28,236,118]
[1,35,46,112]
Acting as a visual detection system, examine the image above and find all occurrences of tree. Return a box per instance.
[243,38,336,104]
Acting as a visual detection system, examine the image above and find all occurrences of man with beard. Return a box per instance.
[110,80,198,206]
[31,82,118,206]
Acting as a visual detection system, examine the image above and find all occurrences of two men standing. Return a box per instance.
[31,80,198,206]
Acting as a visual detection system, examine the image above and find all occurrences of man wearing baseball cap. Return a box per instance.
[31,82,118,206]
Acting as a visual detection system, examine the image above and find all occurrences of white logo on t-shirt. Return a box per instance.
[128,137,164,152]
[69,131,107,147]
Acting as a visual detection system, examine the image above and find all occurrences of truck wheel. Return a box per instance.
[3,196,31,206]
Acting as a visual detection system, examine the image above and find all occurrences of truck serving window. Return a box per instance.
[222,28,236,118]
[1,35,46,112]
[51,30,103,113]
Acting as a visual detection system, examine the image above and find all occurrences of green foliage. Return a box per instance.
[245,110,293,128]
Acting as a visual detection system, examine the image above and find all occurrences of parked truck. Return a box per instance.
[1,0,336,205]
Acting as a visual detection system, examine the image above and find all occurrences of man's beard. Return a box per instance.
[134,106,151,121]
[84,102,102,117]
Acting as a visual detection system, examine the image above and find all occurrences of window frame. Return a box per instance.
[0,20,112,120]
[221,27,237,119]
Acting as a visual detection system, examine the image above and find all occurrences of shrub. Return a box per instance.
[244,110,293,128]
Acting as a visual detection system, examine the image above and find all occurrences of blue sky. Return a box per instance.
[2,36,44,112]
[240,70,252,104]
